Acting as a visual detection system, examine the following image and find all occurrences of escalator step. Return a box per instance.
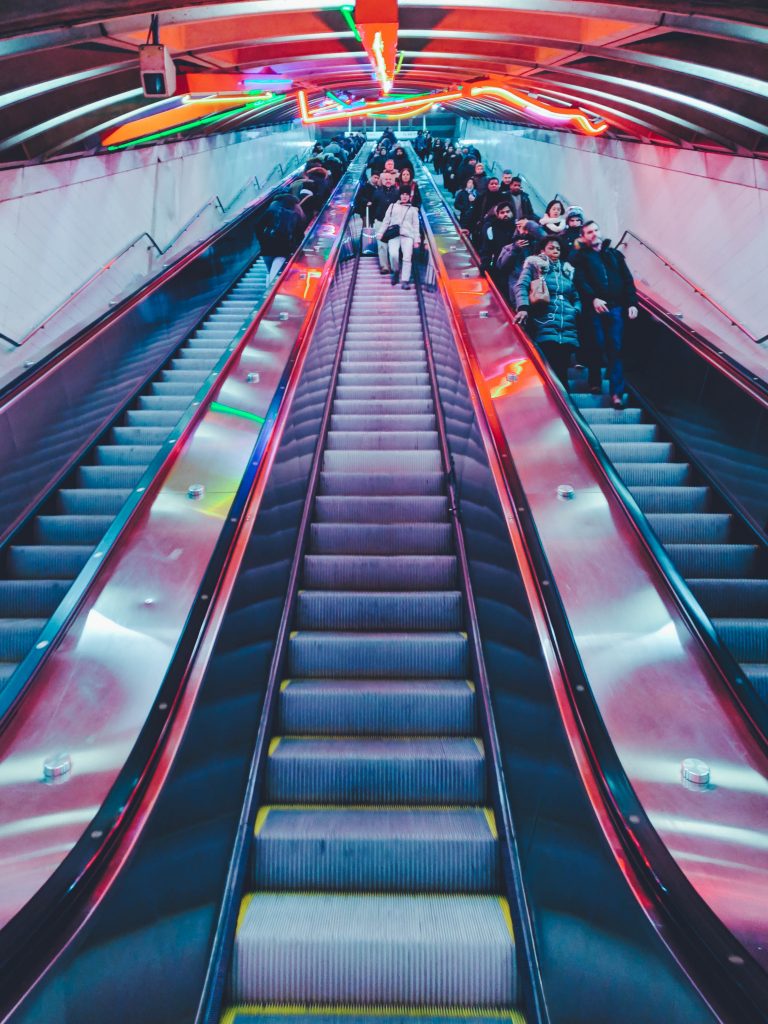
[224,1012,522,1024]
[287,631,468,679]
[330,414,436,432]
[252,807,497,891]
[0,579,71,616]
[77,464,146,488]
[150,381,198,397]
[323,450,442,474]
[744,664,768,701]
[309,523,453,556]
[579,407,643,425]
[646,513,733,544]
[303,555,457,590]
[602,441,675,463]
[170,357,218,371]
[34,515,114,546]
[233,892,514,1007]
[0,618,48,660]
[326,431,439,451]
[266,737,485,804]
[296,590,462,630]
[688,578,768,617]
[58,488,132,515]
[335,386,433,402]
[92,445,159,467]
[319,472,444,497]
[629,486,711,514]
[160,369,209,384]
[341,353,427,367]
[111,426,170,446]
[667,543,760,578]
[280,679,475,736]
[314,495,447,523]
[338,372,431,387]
[589,423,658,443]
[7,545,92,580]
[613,463,692,486]
[711,619,768,662]
[124,410,183,428]
[332,400,435,416]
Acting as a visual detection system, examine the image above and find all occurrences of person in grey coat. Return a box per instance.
[513,237,581,387]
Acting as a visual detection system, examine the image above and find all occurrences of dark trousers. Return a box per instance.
[591,305,625,396]
[539,341,576,389]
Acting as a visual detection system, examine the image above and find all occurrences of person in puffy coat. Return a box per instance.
[513,237,581,387]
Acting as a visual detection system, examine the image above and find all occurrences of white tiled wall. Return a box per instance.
[457,120,768,343]
[0,123,313,343]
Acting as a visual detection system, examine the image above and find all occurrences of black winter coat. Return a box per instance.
[573,241,638,308]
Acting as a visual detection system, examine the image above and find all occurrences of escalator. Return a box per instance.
[570,367,768,702]
[227,255,518,1019]
[0,259,268,687]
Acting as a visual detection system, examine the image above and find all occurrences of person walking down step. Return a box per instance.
[257,189,307,285]
[372,170,401,275]
[572,220,639,410]
[513,237,581,388]
[378,188,421,291]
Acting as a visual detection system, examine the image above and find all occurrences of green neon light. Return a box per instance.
[210,401,266,424]
[395,51,404,74]
[377,92,430,102]
[340,5,362,42]
[106,99,278,151]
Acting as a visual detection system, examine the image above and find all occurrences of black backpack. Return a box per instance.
[262,203,293,248]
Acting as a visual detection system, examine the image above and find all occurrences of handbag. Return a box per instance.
[529,266,550,304]
[381,225,400,243]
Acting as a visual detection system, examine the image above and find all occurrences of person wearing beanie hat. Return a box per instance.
[562,205,586,262]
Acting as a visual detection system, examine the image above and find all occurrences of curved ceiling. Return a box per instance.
[0,0,767,164]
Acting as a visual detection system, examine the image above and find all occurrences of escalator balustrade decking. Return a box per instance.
[571,369,768,701]
[228,257,519,1024]
[0,262,268,689]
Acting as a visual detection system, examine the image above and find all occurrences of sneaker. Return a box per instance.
[611,394,625,410]
[391,271,399,285]
[401,281,411,290]
[379,267,390,275]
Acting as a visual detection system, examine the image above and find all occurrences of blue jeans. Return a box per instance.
[591,305,625,396]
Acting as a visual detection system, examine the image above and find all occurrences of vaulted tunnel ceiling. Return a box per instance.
[0,0,767,164]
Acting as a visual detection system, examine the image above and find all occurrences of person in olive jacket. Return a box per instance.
[514,237,581,387]
[572,220,638,409]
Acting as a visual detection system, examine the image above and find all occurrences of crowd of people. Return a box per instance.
[414,131,638,410]
[256,133,365,284]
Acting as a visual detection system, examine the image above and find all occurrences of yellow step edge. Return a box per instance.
[222,1003,525,1022]
[254,807,271,835]
[280,680,291,691]
[498,898,515,942]
[236,894,254,933]
[251,803,496,813]
[268,737,282,756]
[483,809,498,839]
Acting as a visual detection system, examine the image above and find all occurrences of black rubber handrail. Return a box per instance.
[417,157,768,753]
[196,209,363,1024]
[0,158,364,1019]
[414,267,550,1024]
[414,159,768,1022]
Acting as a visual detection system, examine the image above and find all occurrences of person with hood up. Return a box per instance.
[257,190,307,284]
[455,156,478,193]
[471,162,489,196]
[378,187,421,290]
[392,146,414,174]
[496,218,546,306]
[572,220,639,409]
[513,237,582,387]
[560,206,585,261]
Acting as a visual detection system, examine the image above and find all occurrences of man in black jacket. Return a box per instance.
[372,171,401,273]
[354,171,380,222]
[573,220,639,409]
[505,176,536,221]
[478,201,516,286]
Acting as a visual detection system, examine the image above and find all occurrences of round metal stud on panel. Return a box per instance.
[278,312,289,321]
[43,753,71,780]
[187,483,205,500]
[681,758,710,785]
[506,372,518,383]
[246,372,260,383]
[557,484,575,500]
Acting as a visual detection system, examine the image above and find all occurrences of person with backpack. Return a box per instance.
[256,191,307,284]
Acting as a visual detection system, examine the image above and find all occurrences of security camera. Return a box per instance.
[139,44,176,97]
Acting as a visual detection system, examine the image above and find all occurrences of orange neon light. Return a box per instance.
[298,79,607,136]
[102,96,254,147]
[468,83,609,137]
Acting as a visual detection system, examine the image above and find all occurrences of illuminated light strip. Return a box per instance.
[340,5,362,42]
[383,100,437,120]
[103,96,275,147]
[468,83,608,136]
[372,31,394,94]
[0,88,143,153]
[106,100,278,150]
[298,88,461,124]
[395,51,405,74]
[211,399,266,423]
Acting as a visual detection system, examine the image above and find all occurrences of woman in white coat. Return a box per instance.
[378,188,421,290]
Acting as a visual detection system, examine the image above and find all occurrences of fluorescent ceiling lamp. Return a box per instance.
[0,62,135,111]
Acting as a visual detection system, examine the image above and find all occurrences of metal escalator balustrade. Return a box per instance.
[225,256,521,1022]
[0,261,269,688]
[569,368,768,702]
